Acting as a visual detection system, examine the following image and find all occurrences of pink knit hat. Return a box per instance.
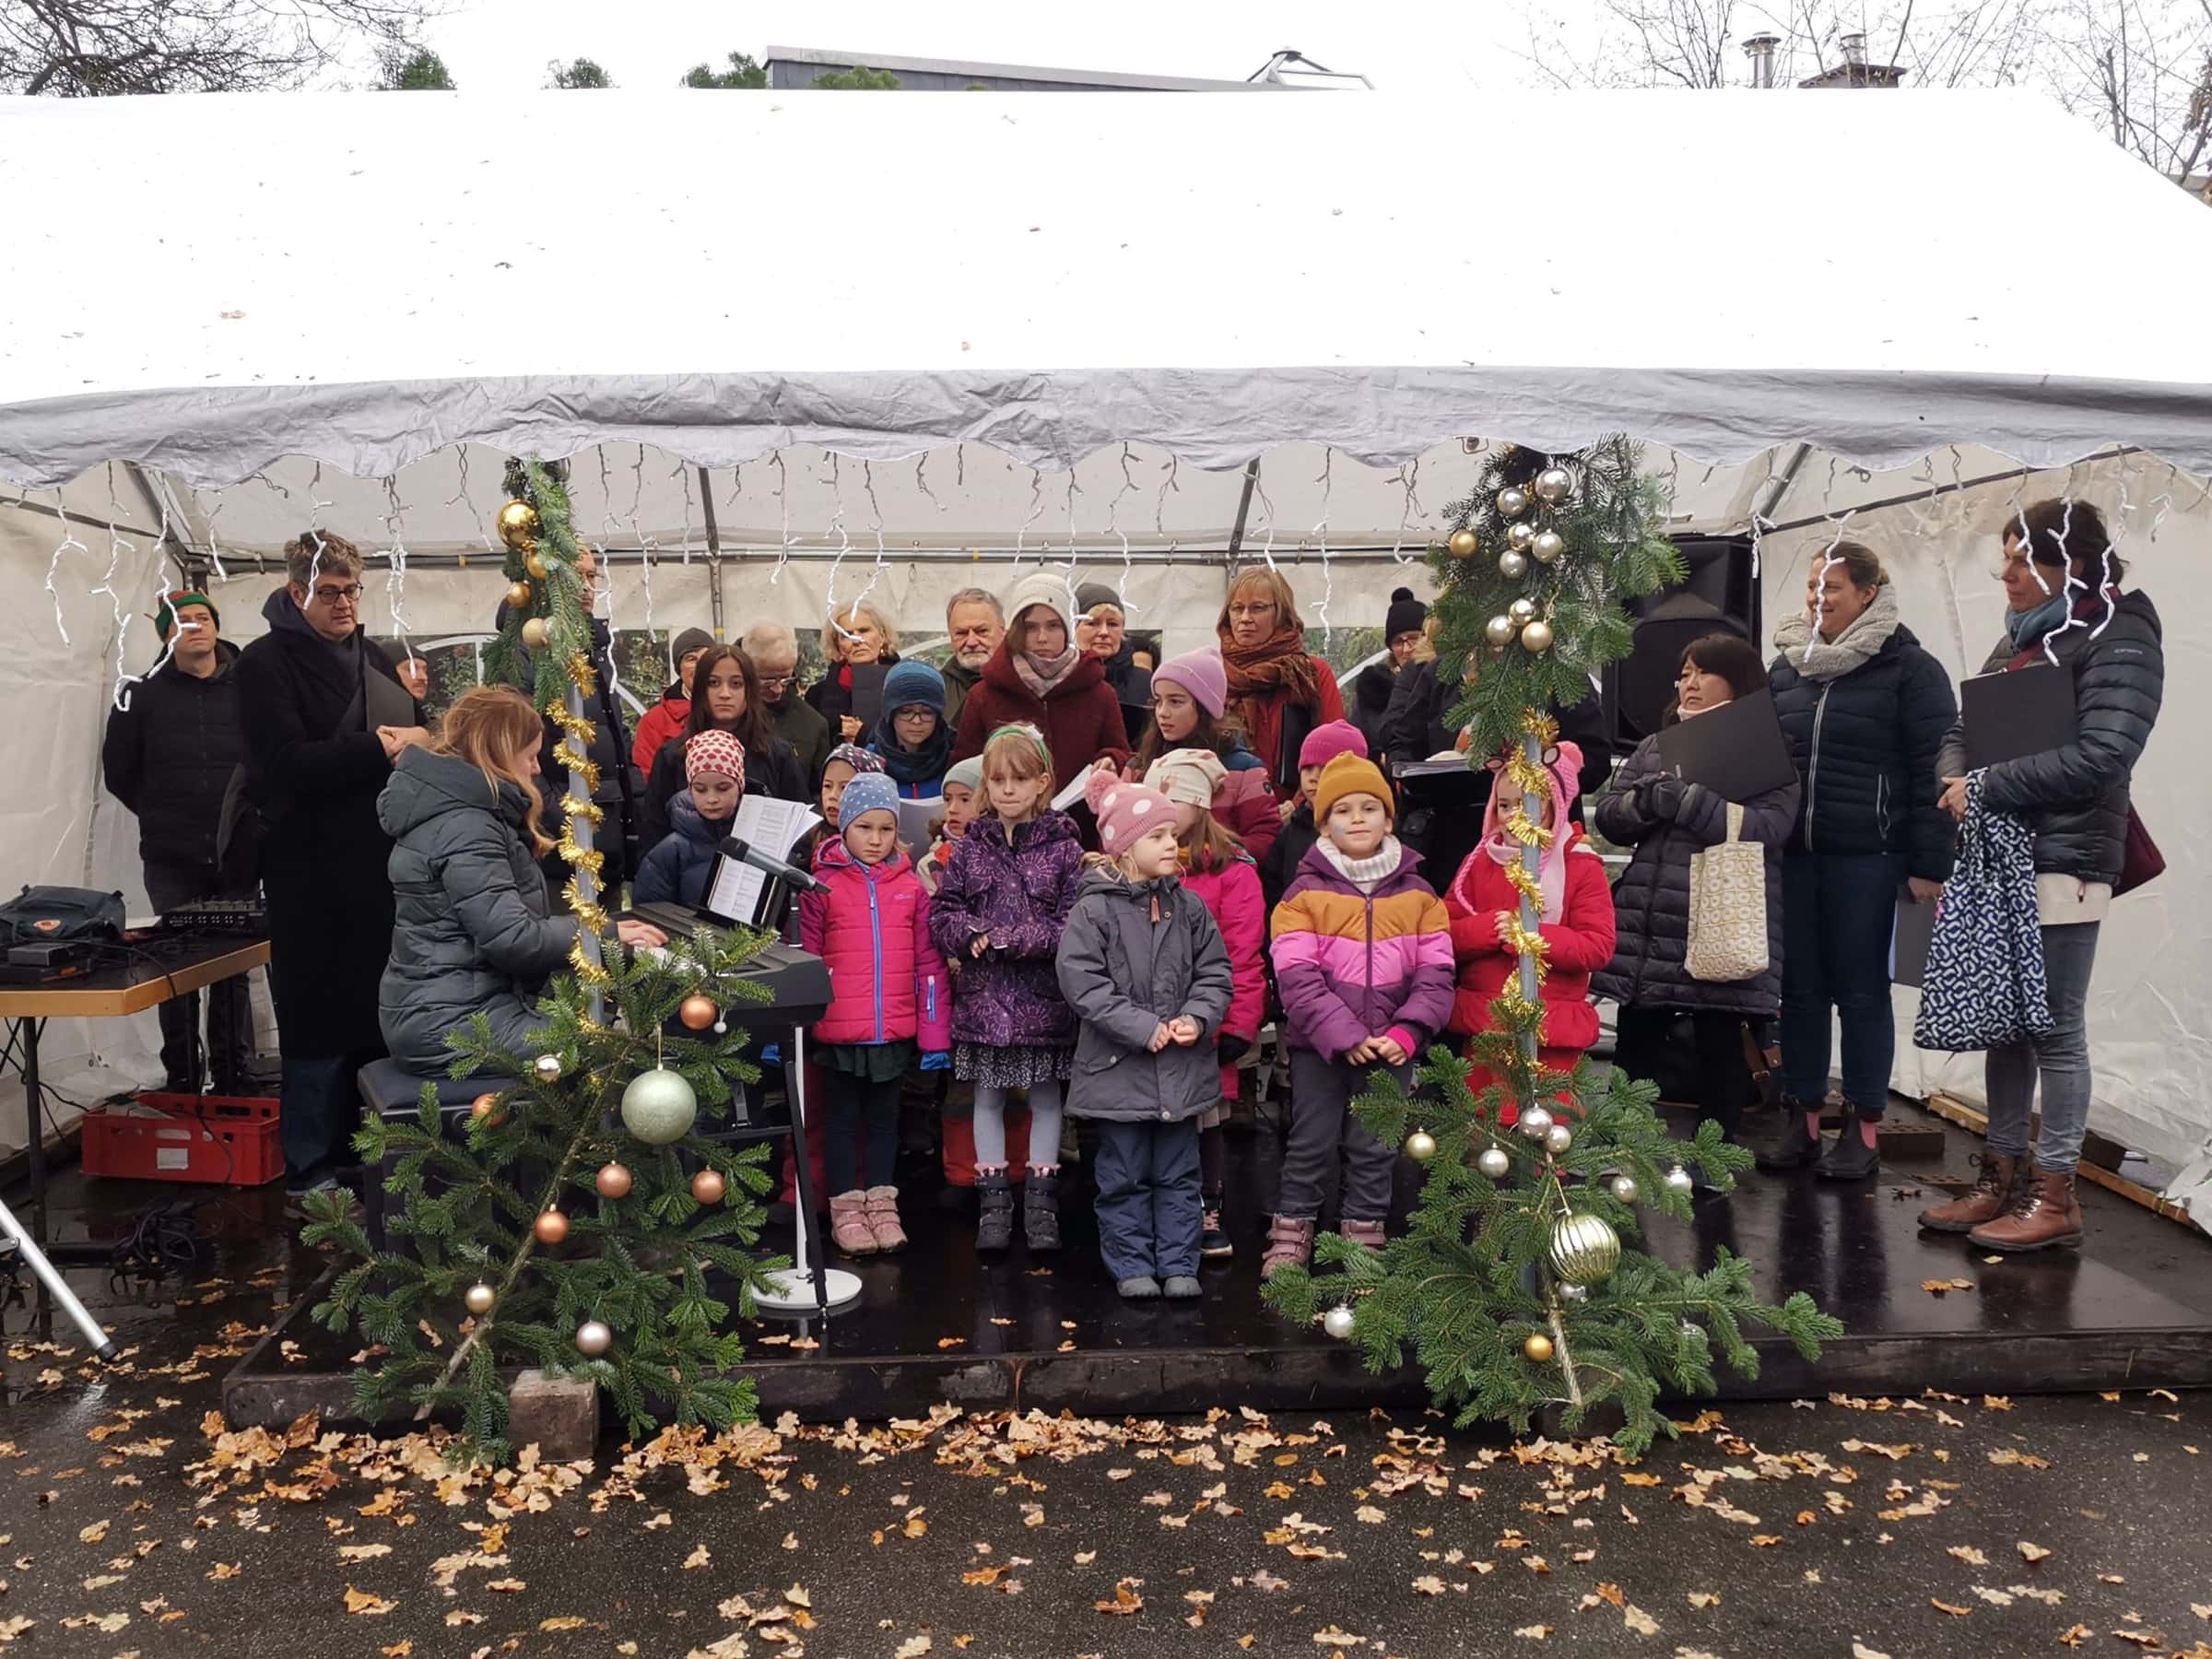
[685,729,747,789]
[1150,648,1229,720]
[1084,765,1175,855]
[1299,719,1368,772]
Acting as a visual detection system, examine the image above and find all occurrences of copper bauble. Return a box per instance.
[678,994,718,1031]
[595,1161,633,1200]
[1447,527,1479,559]
[506,580,533,610]
[520,617,551,651]
[534,1208,570,1245]
[690,1168,727,1206]
[1524,1332,1555,1363]
[497,499,540,550]
[470,1093,506,1128]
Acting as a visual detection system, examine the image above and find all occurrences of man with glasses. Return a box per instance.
[238,530,428,1209]
[741,622,833,793]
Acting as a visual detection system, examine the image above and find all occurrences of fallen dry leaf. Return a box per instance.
[1095,1579,1144,1617]
[1513,1625,1551,1640]
[1851,1644,1891,1659]
[1948,1545,1990,1566]
[343,1586,396,1617]
[1688,1592,1720,1609]
[1411,1575,1446,1595]
[76,1522,110,1545]
[1932,1599,1972,1617]
[336,1544,392,1562]
[1920,1278,1972,1295]
[895,1637,932,1658]
[540,1619,587,1633]
[1622,1604,1660,1636]
[380,1643,413,1657]
[2018,1541,2053,1562]
[684,1545,711,1570]
[2058,1625,2093,1648]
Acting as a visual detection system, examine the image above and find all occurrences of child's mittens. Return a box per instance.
[919,1050,951,1073]
[1217,1033,1252,1065]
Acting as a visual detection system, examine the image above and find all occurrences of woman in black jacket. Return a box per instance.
[1918,500,2162,1253]
[639,645,806,851]
[1758,541,1958,1181]
[804,601,899,745]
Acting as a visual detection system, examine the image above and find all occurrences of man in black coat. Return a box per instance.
[238,532,427,1202]
[101,592,254,1095]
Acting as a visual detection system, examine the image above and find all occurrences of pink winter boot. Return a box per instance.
[864,1185,908,1253]
[830,1190,877,1255]
[1262,1216,1315,1281]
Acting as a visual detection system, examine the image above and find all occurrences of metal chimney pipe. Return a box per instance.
[1742,33,1780,88]
[1840,32,1868,67]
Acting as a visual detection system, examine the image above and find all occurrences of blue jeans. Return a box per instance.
[1984,922,2100,1174]
[1781,853,1903,1119]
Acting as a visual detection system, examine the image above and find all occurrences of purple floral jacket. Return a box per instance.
[926,809,1085,1048]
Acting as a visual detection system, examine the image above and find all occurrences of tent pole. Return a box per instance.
[697,466,726,641]
[1225,459,1259,565]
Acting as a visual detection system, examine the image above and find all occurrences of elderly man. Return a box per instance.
[102,591,254,1096]
[742,621,834,793]
[239,530,427,1206]
[940,587,1005,733]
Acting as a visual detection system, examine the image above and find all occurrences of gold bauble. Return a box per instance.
[533,1053,563,1084]
[1406,1128,1439,1162]
[679,994,719,1031]
[690,1168,727,1206]
[1524,1333,1555,1363]
[1447,527,1479,559]
[524,551,549,581]
[1547,1210,1623,1286]
[497,499,541,550]
[1520,618,1555,654]
[595,1161,633,1200]
[1506,521,1536,554]
[520,617,551,651]
[465,1282,496,1316]
[1509,597,1537,626]
[506,580,533,610]
[534,1208,571,1245]
[1497,486,1530,519]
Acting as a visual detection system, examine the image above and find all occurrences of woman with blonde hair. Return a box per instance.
[1216,566,1346,795]
[377,687,665,1075]
[806,601,901,745]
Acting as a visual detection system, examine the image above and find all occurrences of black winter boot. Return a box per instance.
[1023,1171,1062,1252]
[1754,1103,1825,1172]
[1816,1117,1881,1181]
[975,1172,1015,1252]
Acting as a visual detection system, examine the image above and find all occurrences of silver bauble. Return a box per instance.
[712,1019,728,1035]
[1323,1304,1358,1341]
[1531,529,1567,565]
[1559,1282,1589,1303]
[1520,618,1555,654]
[1664,1163,1695,1194]
[1682,1319,1707,1342]
[1497,548,1530,581]
[1484,614,1517,648]
[1519,1105,1555,1140]
[1406,1128,1439,1163]
[1608,1174,1639,1205]
[1544,1123,1573,1156]
[1477,1145,1512,1180]
[1506,521,1536,554]
[620,1066,699,1146]
[1533,466,1573,504]
[533,1053,562,1084]
[465,1282,496,1316]
[574,1319,613,1358]
[1547,1211,1623,1286]
[1497,486,1530,519]
[1509,596,1538,626]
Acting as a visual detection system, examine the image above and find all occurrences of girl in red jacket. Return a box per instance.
[1146,747,1266,1261]
[1444,740,1617,1124]
[799,770,951,1256]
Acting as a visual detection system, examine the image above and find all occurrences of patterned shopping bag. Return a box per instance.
[1912,774,2053,1053]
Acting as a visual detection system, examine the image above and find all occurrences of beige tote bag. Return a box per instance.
[1684,801,1769,983]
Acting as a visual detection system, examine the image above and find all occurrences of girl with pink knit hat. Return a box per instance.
[1128,646,1278,862]
[1442,741,1617,1124]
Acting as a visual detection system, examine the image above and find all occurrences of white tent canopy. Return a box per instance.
[5,88,2212,488]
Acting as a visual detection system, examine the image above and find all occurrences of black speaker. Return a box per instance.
[1601,535,1759,753]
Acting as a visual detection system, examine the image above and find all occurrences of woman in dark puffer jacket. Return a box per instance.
[1918,500,2162,1253]
[1757,541,1958,1182]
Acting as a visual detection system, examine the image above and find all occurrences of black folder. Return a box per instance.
[847,662,889,735]
[1652,688,1797,802]
[1961,665,2077,771]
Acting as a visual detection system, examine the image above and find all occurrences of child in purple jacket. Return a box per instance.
[926,723,1086,1254]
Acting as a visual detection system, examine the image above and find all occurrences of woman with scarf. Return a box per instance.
[948,571,1131,783]
[1758,541,1958,1182]
[1218,567,1346,796]
[868,659,953,800]
[806,601,900,745]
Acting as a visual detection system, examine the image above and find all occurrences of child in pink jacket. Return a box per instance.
[799,771,950,1255]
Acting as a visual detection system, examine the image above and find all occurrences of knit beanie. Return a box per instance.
[1385,586,1428,640]
[1074,582,1123,617]
[1002,570,1077,637]
[881,658,947,715]
[1314,751,1393,826]
[684,729,747,789]
[1084,766,1175,856]
[1150,647,1228,719]
[827,742,886,777]
[1299,719,1369,772]
[838,771,900,827]
[943,755,984,795]
[155,591,218,642]
[670,627,715,667]
[1145,747,1227,809]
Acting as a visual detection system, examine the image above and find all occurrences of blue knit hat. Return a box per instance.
[839,771,900,828]
[881,658,946,716]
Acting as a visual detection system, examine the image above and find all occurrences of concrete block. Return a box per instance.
[508,1369,598,1462]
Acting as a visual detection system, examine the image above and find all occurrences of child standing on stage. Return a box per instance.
[927,724,1085,1253]
[1444,740,1615,1121]
[633,730,745,908]
[1260,719,1368,910]
[1145,747,1265,1260]
[799,771,950,1255]
[919,755,983,895]
[1057,769,1234,1299]
[1265,752,1455,1279]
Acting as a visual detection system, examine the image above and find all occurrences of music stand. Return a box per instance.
[750,1027,860,1316]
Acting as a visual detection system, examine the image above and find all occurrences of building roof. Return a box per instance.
[760,43,1278,93]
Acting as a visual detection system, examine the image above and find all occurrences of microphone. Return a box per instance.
[722,836,829,895]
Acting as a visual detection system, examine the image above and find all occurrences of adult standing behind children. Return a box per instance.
[869,659,953,800]
[1218,566,1346,797]
[638,646,806,849]
[629,627,717,774]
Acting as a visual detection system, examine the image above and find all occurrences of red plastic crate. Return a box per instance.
[79,1092,282,1187]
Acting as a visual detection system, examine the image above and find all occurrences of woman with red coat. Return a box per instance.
[1444,740,1616,1125]
[1218,566,1347,797]
[949,571,1131,782]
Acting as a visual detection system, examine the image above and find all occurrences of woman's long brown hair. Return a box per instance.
[435,686,553,853]
[683,644,779,756]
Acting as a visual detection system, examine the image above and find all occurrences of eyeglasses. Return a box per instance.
[756,675,794,691]
[312,583,361,606]
[894,706,937,723]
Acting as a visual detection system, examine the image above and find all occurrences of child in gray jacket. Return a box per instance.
[1056,770,1234,1300]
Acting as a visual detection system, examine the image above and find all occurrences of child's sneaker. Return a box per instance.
[1341,1218,1387,1252]
[1199,1200,1232,1259]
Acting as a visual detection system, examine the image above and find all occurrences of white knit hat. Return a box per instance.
[1001,570,1077,637]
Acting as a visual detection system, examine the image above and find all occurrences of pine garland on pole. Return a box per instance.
[304,458,784,1464]
[1265,438,1841,1453]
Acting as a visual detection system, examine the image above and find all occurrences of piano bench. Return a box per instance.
[355,1060,525,1253]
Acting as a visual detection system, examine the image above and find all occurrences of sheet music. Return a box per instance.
[898,795,942,854]
[1051,770,1091,812]
[705,795,823,926]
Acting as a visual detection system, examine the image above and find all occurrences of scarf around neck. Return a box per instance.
[2006,589,2073,648]
[1316,834,1401,891]
[1221,623,1322,709]
[1772,581,1901,683]
[873,711,951,787]
[1014,643,1080,700]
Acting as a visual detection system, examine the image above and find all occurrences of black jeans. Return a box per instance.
[823,1070,902,1194]
[142,859,255,1093]
[1781,853,1902,1118]
[1614,1006,1757,1142]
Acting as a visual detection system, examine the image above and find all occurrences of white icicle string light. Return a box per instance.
[1012,466,1043,572]
[194,484,231,584]
[677,461,696,569]
[770,449,794,588]
[1311,446,1335,631]
[381,475,414,652]
[1390,456,1422,565]
[1108,442,1139,617]
[821,454,858,644]
[1252,458,1278,571]
[1060,466,1082,574]
[44,492,87,647]
[849,458,891,623]
[115,488,184,712]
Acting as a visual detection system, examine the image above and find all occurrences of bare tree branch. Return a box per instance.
[0,0,448,96]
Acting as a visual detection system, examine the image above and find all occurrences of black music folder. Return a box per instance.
[1652,688,1798,802]
[1961,665,2077,771]
[847,663,889,735]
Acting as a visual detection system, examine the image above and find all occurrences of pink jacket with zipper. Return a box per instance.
[799,839,951,1051]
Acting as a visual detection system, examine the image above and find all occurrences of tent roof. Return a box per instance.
[4,86,2209,489]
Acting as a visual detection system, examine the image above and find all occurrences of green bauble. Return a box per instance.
[620,1067,698,1146]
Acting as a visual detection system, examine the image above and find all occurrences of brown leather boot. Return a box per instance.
[1917,1153,2019,1233]
[1969,1167,2082,1253]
